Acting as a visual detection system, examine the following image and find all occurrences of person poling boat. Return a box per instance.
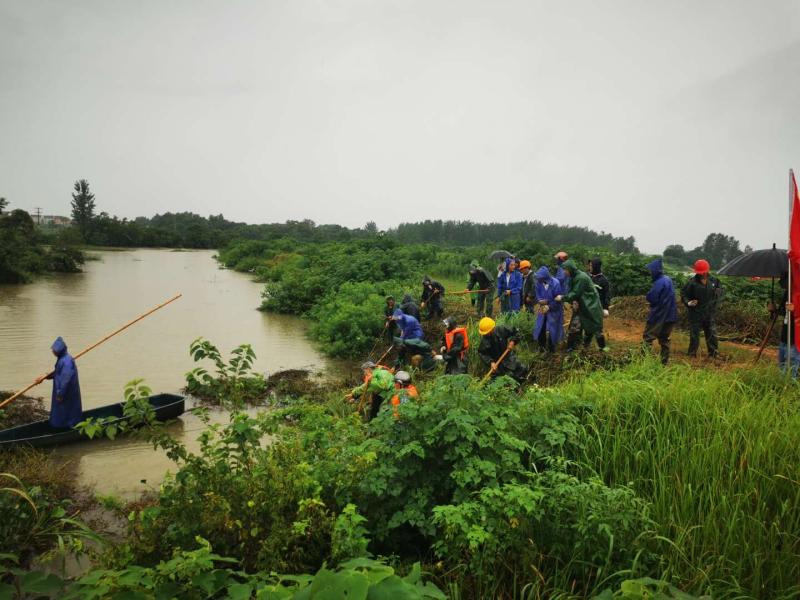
[0,293,182,417]
[33,337,83,429]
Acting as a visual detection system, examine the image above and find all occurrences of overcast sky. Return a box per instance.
[1,1,798,253]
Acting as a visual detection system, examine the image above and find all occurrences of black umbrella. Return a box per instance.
[489,249,513,261]
[717,244,787,278]
[717,243,787,362]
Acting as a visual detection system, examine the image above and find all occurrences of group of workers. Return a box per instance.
[32,250,737,427]
[353,250,734,419]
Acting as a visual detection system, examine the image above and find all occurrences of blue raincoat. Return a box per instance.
[497,259,523,312]
[533,266,564,344]
[49,337,83,428]
[645,259,678,324]
[393,310,424,340]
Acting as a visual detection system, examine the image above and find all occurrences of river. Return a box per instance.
[0,248,327,498]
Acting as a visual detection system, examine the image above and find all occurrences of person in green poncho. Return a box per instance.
[349,361,396,420]
[555,259,607,351]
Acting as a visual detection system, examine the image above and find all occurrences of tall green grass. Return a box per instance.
[561,360,800,599]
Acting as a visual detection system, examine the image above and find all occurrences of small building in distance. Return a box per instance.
[40,215,72,226]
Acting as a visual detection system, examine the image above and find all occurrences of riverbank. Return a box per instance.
[4,353,798,598]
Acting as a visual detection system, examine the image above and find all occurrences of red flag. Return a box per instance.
[789,170,800,349]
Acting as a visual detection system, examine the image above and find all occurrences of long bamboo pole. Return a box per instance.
[0,293,183,410]
[450,289,490,296]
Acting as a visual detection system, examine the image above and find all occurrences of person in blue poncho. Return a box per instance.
[35,337,83,428]
[391,309,432,369]
[392,309,424,341]
[533,266,564,352]
[643,259,678,365]
[497,258,523,313]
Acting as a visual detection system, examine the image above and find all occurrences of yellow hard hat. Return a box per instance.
[478,317,496,336]
[519,260,531,270]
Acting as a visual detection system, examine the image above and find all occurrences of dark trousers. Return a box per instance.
[583,331,606,350]
[537,328,555,352]
[474,292,493,318]
[445,356,469,375]
[643,321,675,365]
[565,311,582,351]
[688,318,718,357]
[426,297,443,319]
[369,393,387,420]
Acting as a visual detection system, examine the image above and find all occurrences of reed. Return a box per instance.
[562,359,800,598]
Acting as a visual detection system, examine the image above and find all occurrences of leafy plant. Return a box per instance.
[1,541,445,600]
[331,504,371,563]
[76,379,158,440]
[185,337,267,406]
[0,473,98,570]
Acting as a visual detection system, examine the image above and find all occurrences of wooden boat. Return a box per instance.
[0,393,185,449]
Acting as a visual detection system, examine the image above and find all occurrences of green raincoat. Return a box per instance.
[560,259,604,335]
[351,367,395,398]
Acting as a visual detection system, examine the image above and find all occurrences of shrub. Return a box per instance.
[121,412,334,573]
[260,374,655,596]
[309,280,405,358]
[184,338,267,405]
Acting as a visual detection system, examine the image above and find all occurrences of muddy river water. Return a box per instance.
[0,249,327,498]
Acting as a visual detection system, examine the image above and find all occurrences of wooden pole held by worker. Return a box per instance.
[481,346,511,384]
[375,345,394,366]
[0,293,183,410]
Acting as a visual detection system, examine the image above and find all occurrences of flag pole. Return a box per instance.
[788,169,795,373]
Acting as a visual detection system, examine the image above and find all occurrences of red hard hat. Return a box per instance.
[693,259,710,274]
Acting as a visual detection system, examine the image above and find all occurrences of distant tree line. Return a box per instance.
[7,180,753,274]
[389,220,639,254]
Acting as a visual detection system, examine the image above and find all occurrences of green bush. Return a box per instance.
[185,338,267,405]
[309,280,405,358]
[0,473,97,569]
[121,413,332,574]
[281,375,652,595]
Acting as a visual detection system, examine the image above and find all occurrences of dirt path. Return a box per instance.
[603,315,778,369]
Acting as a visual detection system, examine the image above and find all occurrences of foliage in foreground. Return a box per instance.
[3,359,799,599]
[0,472,97,570]
[1,543,445,600]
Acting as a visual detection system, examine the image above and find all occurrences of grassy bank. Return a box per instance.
[564,362,800,598]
